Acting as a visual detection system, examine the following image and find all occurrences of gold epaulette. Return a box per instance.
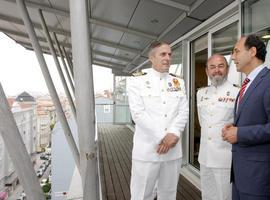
[169,73,182,78]
[132,71,147,77]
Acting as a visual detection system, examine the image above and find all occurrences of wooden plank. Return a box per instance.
[102,125,125,200]
[98,137,107,200]
[98,124,202,200]
[104,126,130,200]
[178,175,201,200]
[99,126,116,200]
[109,126,132,175]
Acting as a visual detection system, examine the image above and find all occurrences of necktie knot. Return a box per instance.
[239,78,250,102]
[242,78,250,86]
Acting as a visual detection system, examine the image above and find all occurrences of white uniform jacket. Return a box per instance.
[197,80,239,168]
[127,68,189,162]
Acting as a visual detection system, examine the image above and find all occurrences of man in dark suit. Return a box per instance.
[222,34,270,200]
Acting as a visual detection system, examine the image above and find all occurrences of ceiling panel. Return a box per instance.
[128,0,184,35]
[91,0,140,25]
[92,43,117,54]
[50,0,70,11]
[172,0,197,6]
[110,58,128,65]
[93,54,112,62]
[91,24,123,43]
[0,1,20,16]
[120,32,151,50]
[189,0,235,20]
[161,17,201,42]
[114,49,137,60]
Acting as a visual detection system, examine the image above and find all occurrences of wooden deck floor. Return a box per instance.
[98,124,202,200]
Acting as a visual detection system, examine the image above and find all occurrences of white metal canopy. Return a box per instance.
[0,0,235,75]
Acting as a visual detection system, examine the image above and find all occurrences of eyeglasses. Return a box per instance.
[207,64,226,70]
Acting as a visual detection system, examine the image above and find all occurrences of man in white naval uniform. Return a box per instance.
[197,54,239,200]
[127,41,189,200]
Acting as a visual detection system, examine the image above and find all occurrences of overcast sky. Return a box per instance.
[0,33,113,97]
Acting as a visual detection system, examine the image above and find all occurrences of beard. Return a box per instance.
[209,74,227,86]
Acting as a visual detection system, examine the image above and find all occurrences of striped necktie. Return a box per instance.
[239,78,250,102]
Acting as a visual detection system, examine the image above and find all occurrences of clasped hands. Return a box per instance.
[221,124,238,144]
[157,133,179,154]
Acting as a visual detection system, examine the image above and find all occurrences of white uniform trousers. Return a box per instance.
[200,164,232,200]
[130,159,181,200]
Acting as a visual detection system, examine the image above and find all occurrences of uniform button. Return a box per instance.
[148,95,151,97]
[210,114,213,116]
[209,126,212,128]
[164,114,167,117]
[208,137,211,140]
[160,78,162,80]
[163,101,166,104]
[211,102,214,105]
[161,89,164,92]
[165,128,167,131]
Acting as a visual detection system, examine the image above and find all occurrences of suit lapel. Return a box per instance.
[233,93,240,124]
[235,67,269,124]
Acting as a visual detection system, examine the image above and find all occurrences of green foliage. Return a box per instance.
[42,183,51,193]
[50,123,55,131]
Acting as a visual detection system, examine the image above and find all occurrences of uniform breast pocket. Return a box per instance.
[216,102,235,120]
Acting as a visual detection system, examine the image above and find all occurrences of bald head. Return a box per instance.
[206,54,229,86]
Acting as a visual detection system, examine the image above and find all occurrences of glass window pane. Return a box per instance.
[242,0,270,66]
[190,34,208,169]
[212,22,239,85]
[170,43,183,77]
[243,0,270,34]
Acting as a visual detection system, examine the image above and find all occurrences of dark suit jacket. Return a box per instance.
[232,67,270,196]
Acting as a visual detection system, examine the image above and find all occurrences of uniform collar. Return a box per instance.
[209,80,229,91]
[150,68,169,78]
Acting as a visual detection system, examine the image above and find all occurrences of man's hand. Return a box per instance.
[162,133,179,148]
[157,143,170,154]
[222,124,238,144]
[157,133,179,154]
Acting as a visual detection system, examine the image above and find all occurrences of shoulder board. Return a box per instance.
[233,84,240,88]
[197,86,209,91]
[132,72,147,77]
[169,73,181,78]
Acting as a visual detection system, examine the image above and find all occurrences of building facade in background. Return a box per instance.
[0,92,37,197]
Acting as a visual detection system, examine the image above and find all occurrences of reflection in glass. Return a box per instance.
[212,22,239,85]
[242,0,270,67]
[170,44,183,77]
